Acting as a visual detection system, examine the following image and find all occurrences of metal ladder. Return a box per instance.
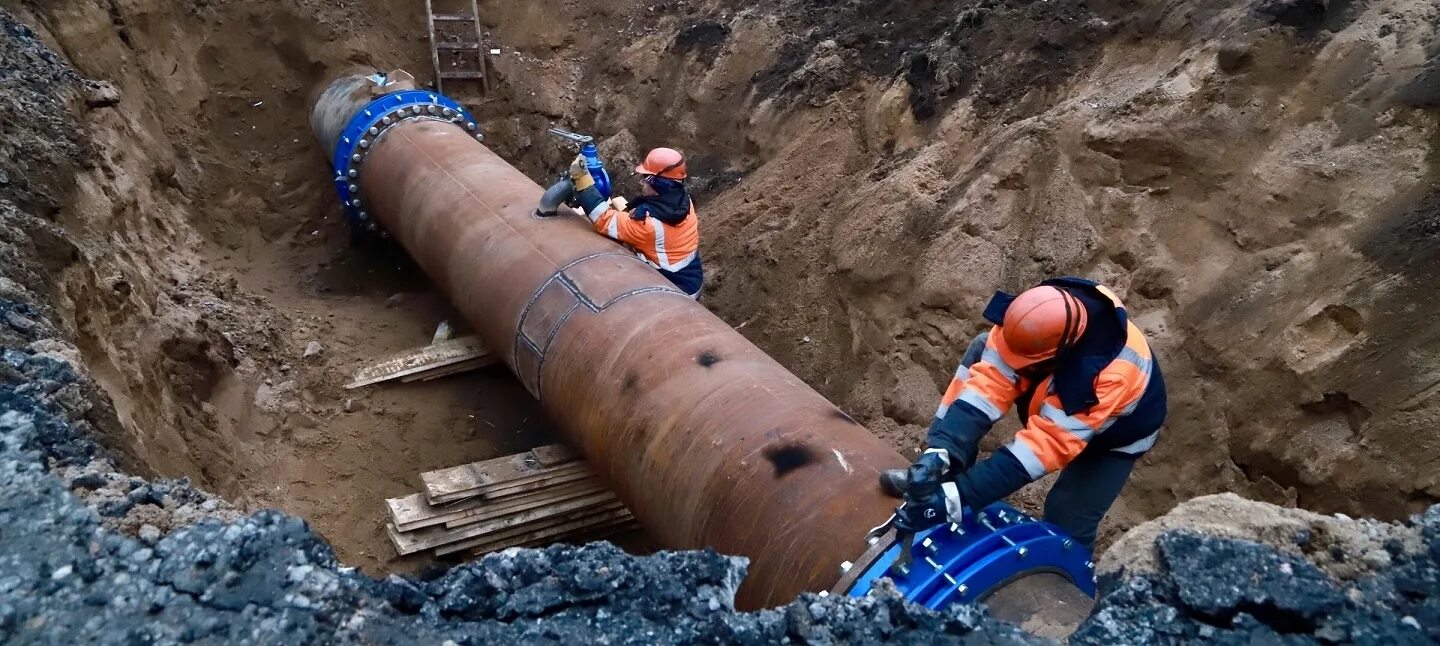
[424,0,490,95]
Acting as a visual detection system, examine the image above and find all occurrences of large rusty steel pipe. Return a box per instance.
[312,76,905,607]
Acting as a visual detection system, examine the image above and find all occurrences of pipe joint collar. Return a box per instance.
[329,89,482,232]
[839,502,1096,609]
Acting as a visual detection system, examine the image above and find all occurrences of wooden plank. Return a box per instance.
[417,356,496,381]
[442,504,631,556]
[401,355,499,383]
[387,492,462,532]
[530,444,578,466]
[458,509,634,557]
[439,71,487,80]
[436,41,481,51]
[433,466,594,505]
[433,12,472,21]
[513,515,639,550]
[345,336,489,389]
[468,0,491,94]
[388,491,619,555]
[420,447,578,501]
[445,480,611,529]
[427,461,588,505]
[437,503,627,556]
[481,510,636,554]
[389,477,602,532]
[476,467,593,502]
[425,0,443,94]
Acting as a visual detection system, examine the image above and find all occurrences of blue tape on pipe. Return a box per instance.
[328,89,480,227]
[846,502,1096,609]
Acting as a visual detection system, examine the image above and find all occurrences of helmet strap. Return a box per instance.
[656,155,685,180]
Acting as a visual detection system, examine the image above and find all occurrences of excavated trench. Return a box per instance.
[4,0,1440,626]
[17,1,574,574]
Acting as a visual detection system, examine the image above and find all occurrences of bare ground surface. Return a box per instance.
[3,0,1438,578]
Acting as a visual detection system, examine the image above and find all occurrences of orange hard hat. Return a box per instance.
[995,286,1088,367]
[634,147,687,180]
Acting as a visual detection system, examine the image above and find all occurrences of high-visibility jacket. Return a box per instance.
[927,277,1167,509]
[586,200,703,297]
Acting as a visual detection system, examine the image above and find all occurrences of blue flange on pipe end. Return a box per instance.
[846,502,1096,609]
[329,89,481,231]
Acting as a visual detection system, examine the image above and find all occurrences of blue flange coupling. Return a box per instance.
[329,84,482,232]
[842,502,1096,610]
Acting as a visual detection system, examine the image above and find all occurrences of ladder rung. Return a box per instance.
[437,41,481,51]
[439,71,487,80]
[433,13,473,22]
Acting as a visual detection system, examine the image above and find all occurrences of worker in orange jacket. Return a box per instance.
[569,148,702,298]
[884,277,1167,548]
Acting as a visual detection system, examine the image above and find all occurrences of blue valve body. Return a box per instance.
[580,142,612,199]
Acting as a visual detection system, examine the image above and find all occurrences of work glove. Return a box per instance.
[568,155,595,191]
[894,479,965,534]
[880,448,952,497]
[907,449,951,496]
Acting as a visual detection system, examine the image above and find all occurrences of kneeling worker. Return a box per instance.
[569,148,702,298]
[883,277,1167,549]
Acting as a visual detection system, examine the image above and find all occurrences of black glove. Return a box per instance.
[895,496,946,534]
[906,449,951,499]
[892,451,961,532]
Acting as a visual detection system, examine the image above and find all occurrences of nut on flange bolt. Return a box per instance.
[840,560,853,574]
[921,537,939,555]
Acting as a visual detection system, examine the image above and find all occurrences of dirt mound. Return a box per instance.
[1073,494,1440,643]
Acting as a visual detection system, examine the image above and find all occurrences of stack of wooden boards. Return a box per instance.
[385,444,637,557]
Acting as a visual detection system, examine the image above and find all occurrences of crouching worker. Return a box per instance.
[569,148,702,298]
[883,277,1167,549]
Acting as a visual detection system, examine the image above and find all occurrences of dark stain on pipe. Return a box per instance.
[764,443,816,477]
[697,350,720,367]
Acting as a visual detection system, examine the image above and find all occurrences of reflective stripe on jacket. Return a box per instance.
[588,201,702,295]
[1003,318,1156,478]
[927,277,1167,509]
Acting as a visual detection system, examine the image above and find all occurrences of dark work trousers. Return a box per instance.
[960,332,1140,549]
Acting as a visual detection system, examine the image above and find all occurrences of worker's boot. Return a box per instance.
[879,468,908,498]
